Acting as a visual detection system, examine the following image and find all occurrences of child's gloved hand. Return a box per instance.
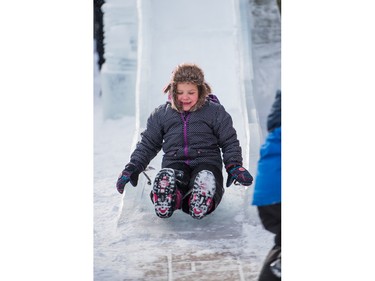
[116,163,141,194]
[226,165,253,187]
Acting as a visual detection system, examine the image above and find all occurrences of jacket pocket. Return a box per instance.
[165,149,179,158]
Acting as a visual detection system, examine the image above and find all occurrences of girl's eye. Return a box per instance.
[177,92,183,95]
[188,92,196,95]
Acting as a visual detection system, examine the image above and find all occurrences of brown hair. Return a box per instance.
[163,63,211,112]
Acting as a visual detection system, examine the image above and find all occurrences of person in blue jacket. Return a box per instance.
[253,90,281,280]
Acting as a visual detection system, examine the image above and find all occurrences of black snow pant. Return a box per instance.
[257,203,281,280]
[160,162,224,216]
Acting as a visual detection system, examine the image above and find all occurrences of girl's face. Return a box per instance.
[176,82,199,111]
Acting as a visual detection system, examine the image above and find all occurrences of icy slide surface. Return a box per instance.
[95,0,273,280]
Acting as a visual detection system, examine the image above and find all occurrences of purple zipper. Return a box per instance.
[180,112,191,165]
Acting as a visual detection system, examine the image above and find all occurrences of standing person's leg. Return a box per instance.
[257,203,281,280]
[258,203,281,236]
[186,164,224,219]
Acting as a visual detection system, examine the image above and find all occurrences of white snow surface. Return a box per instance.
[94,0,280,280]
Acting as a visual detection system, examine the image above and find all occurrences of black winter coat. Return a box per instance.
[130,100,243,172]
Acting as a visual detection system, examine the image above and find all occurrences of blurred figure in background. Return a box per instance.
[94,0,105,70]
[252,90,281,280]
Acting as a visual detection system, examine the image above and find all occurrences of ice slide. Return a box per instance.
[114,0,267,279]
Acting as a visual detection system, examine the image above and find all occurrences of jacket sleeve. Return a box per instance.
[129,108,164,171]
[213,105,243,167]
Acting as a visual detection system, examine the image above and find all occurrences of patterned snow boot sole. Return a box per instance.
[189,170,216,219]
[152,168,177,218]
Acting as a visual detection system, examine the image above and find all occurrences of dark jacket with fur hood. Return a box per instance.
[129,98,243,172]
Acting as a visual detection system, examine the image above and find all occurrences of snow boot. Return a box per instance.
[270,251,281,278]
[189,170,216,219]
[152,168,180,218]
[258,245,281,281]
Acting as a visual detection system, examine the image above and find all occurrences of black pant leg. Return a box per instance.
[257,203,282,280]
[258,203,281,235]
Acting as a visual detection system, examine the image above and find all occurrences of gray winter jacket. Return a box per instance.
[130,100,243,172]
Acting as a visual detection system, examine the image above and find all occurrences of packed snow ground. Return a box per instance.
[94,0,279,280]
